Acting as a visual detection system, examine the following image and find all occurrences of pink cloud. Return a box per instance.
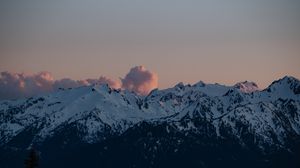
[87,76,121,89]
[53,78,89,90]
[0,72,121,100]
[0,71,54,100]
[0,66,158,100]
[122,66,158,95]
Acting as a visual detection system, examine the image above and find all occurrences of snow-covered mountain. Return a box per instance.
[234,81,260,93]
[0,76,300,168]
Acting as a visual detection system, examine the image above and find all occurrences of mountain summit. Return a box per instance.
[0,76,300,168]
[234,81,259,93]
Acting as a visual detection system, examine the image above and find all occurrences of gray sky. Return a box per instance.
[1,0,300,88]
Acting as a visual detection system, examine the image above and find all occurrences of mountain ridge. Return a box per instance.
[0,76,300,168]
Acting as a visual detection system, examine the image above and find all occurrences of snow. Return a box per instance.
[234,81,260,93]
[0,76,299,145]
[194,83,231,97]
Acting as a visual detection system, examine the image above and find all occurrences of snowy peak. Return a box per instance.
[193,80,206,87]
[234,81,259,93]
[174,82,185,90]
[266,76,300,95]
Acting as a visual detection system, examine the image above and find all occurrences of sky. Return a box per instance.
[1,0,300,94]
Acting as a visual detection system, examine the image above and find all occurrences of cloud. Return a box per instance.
[53,76,121,90]
[0,72,121,100]
[0,71,54,100]
[53,78,89,90]
[87,76,121,89]
[122,66,158,95]
[0,66,157,100]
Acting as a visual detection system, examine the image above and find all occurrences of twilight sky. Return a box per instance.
[1,0,300,91]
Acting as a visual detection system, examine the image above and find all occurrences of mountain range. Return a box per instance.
[0,76,300,168]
